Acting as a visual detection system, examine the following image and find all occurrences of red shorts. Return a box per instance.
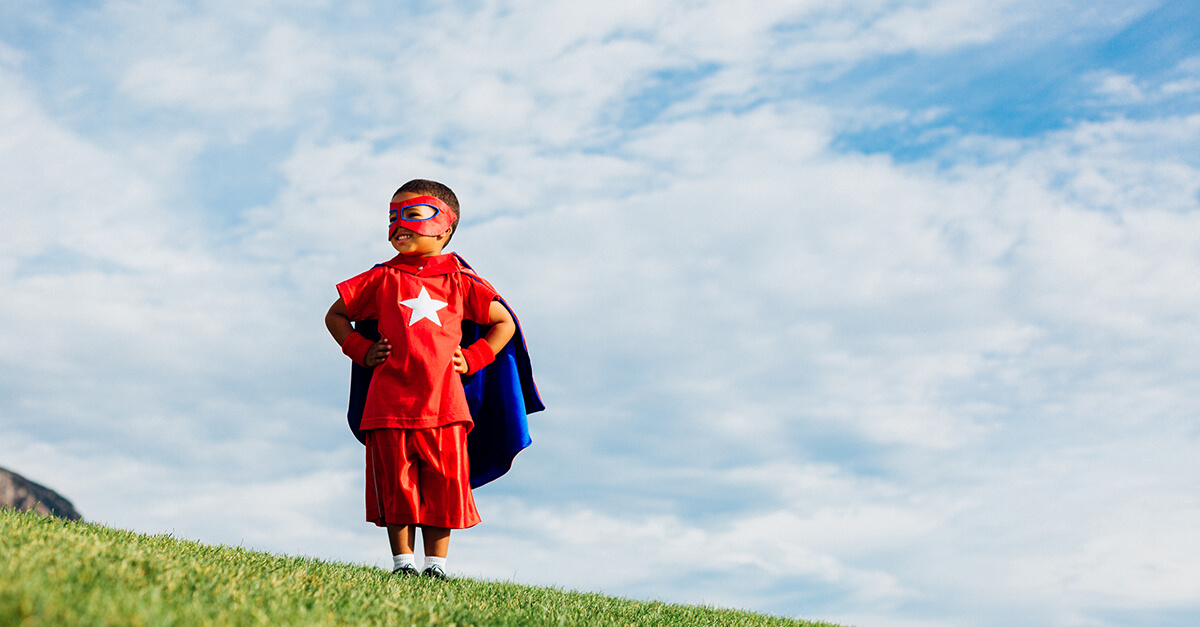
[365,423,481,529]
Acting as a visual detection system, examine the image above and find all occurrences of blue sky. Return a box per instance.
[3,2,1200,626]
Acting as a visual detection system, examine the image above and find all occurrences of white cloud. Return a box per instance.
[1092,72,1147,103]
[455,491,917,614]
[0,67,163,264]
[1091,55,1200,106]
[120,22,336,116]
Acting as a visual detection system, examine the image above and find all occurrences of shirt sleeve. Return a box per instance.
[460,274,500,325]
[337,267,383,322]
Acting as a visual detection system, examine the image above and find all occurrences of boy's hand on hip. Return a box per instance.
[365,338,392,367]
[452,348,469,374]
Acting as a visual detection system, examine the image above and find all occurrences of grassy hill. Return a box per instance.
[1,508,843,626]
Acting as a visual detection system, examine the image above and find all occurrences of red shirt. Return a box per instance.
[337,253,498,430]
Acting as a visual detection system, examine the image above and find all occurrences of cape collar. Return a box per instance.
[382,252,460,276]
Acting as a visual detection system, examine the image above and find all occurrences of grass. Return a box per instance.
[1,508,842,626]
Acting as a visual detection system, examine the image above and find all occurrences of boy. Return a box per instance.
[325,179,516,580]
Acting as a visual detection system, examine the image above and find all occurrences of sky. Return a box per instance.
[2,1,1200,626]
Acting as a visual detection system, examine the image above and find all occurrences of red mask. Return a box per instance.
[389,196,455,239]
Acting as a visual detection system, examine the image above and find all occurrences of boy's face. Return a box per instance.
[389,192,452,257]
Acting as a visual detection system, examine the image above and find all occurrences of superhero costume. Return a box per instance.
[337,252,498,430]
[344,253,543,488]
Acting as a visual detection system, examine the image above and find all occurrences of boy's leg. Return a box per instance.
[388,524,417,555]
[388,524,419,575]
[420,526,451,580]
[421,526,451,558]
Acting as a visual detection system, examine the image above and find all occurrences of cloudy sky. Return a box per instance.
[3,1,1200,625]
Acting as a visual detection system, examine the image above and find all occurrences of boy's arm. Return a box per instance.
[326,297,391,367]
[453,299,516,374]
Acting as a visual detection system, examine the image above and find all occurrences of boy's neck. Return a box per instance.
[393,250,449,263]
[404,248,446,259]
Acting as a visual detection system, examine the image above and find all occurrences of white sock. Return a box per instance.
[393,554,416,570]
[424,556,447,571]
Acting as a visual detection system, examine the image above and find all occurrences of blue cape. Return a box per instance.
[345,255,543,488]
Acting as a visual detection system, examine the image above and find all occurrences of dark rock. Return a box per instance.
[0,466,82,520]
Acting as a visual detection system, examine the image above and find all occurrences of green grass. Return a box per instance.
[1,508,842,626]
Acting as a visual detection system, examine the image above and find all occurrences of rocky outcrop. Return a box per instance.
[0,466,82,520]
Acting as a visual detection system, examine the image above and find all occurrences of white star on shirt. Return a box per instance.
[400,286,448,327]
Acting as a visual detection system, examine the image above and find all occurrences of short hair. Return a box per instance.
[394,179,460,242]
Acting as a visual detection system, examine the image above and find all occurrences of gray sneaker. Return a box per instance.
[422,565,449,580]
[392,564,420,577]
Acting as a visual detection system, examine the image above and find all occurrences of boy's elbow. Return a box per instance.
[325,300,353,337]
[499,319,517,345]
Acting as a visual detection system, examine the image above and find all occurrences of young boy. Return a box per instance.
[325,179,516,580]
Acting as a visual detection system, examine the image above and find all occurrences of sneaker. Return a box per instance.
[392,564,420,577]
[422,565,449,580]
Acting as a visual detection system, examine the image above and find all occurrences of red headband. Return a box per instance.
[389,195,456,239]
